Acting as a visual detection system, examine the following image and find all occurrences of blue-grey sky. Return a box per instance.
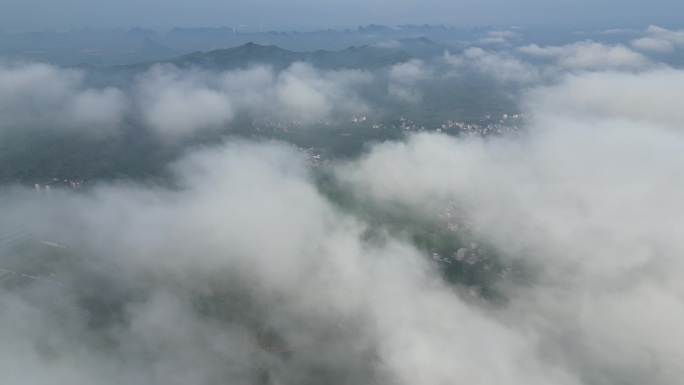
[3,0,683,31]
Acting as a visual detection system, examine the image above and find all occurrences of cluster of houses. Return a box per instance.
[34,178,84,194]
[296,146,328,168]
[369,116,425,131]
[430,201,518,299]
[431,242,514,299]
[439,113,524,137]
[251,112,524,140]
[364,113,524,137]
[431,243,494,272]
[253,118,333,133]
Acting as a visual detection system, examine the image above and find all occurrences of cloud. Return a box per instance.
[478,36,509,45]
[134,65,236,136]
[488,30,519,38]
[0,62,127,131]
[0,61,373,138]
[133,62,372,136]
[3,32,684,385]
[444,48,541,84]
[631,25,684,53]
[372,40,403,49]
[387,59,431,102]
[524,68,684,129]
[274,63,371,121]
[601,28,638,34]
[631,37,675,53]
[336,66,684,384]
[517,40,651,70]
[444,41,651,87]
[69,87,127,127]
[477,30,518,46]
[0,137,585,385]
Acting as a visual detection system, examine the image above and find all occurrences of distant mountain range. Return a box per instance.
[166,42,415,71]
[85,38,447,79]
[3,23,631,67]
[78,39,448,86]
[0,24,466,66]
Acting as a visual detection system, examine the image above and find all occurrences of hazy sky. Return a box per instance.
[3,0,683,31]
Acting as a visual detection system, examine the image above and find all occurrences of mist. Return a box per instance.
[1,25,684,385]
[336,65,684,384]
[0,62,375,138]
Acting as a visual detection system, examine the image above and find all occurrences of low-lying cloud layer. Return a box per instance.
[0,63,127,130]
[336,65,684,384]
[387,59,431,102]
[442,26,684,86]
[524,68,684,129]
[2,29,684,385]
[443,41,657,87]
[632,25,684,53]
[0,61,374,138]
[517,40,651,70]
[136,63,372,136]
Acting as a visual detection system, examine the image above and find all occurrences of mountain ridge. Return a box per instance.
[163,41,416,71]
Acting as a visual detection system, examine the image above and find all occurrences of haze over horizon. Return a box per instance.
[2,0,683,32]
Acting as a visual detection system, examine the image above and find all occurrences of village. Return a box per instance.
[424,201,517,302]
[252,112,524,138]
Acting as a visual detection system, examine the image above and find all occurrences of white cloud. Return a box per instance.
[135,65,235,136]
[631,37,675,53]
[478,36,509,45]
[69,87,127,127]
[336,66,684,383]
[4,33,684,385]
[517,40,651,70]
[0,61,373,138]
[601,28,638,34]
[373,40,403,49]
[387,59,431,102]
[134,63,372,136]
[478,30,518,45]
[0,62,127,130]
[0,138,587,384]
[444,41,654,88]
[445,48,541,84]
[524,68,684,130]
[488,30,519,38]
[274,62,371,121]
[631,25,684,53]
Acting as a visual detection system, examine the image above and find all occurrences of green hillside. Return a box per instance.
[166,42,413,70]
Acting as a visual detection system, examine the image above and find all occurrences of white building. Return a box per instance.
[454,248,467,261]
[469,285,482,297]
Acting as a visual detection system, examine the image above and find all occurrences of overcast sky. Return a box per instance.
[3,0,683,32]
